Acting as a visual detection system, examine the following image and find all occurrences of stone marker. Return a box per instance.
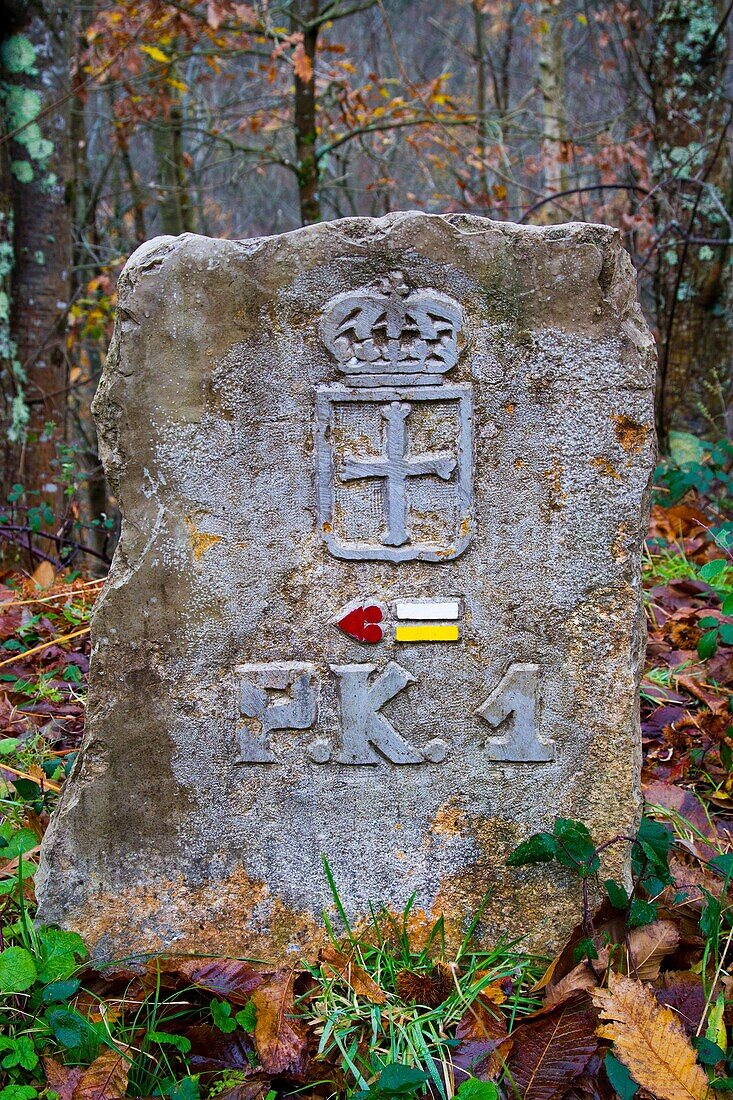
[37,212,656,960]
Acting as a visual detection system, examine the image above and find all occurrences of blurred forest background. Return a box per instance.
[0,0,731,570]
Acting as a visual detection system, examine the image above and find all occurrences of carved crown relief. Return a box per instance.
[320,270,463,386]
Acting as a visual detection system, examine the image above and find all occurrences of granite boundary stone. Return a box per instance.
[37,212,656,961]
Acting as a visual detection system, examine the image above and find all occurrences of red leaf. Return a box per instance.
[183,1023,255,1072]
[147,956,267,1004]
[655,971,706,1037]
[506,997,598,1100]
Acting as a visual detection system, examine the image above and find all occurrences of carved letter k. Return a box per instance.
[330,661,423,765]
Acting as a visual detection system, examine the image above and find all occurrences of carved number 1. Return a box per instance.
[474,663,555,762]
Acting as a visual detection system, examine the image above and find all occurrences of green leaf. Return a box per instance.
[163,1078,200,1100]
[146,1031,192,1054]
[0,738,20,754]
[572,937,599,963]
[604,879,629,909]
[0,1035,38,1071]
[0,946,37,992]
[698,616,720,628]
[633,817,673,879]
[10,160,33,184]
[210,998,237,1034]
[0,35,36,74]
[719,623,733,645]
[552,818,600,876]
[604,1052,638,1099]
[722,593,733,615]
[41,978,81,1003]
[700,891,722,941]
[1,828,38,859]
[700,558,728,582]
[710,853,733,879]
[698,629,719,659]
[12,778,41,802]
[376,1063,429,1094]
[506,832,557,866]
[45,1006,98,1051]
[235,1001,256,1032]
[456,1081,499,1100]
[628,898,658,928]
[668,431,708,466]
[693,1036,725,1065]
[36,927,87,984]
[0,1085,39,1100]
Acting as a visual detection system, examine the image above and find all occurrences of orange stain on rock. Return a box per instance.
[613,414,651,455]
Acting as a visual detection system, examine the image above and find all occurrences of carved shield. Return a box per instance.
[315,384,474,563]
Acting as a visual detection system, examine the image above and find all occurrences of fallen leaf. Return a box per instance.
[214,1074,273,1099]
[321,945,387,1003]
[627,920,680,981]
[147,956,266,1004]
[592,972,709,1100]
[534,900,626,993]
[560,1052,614,1099]
[675,675,729,716]
[453,996,511,1083]
[544,961,598,1008]
[251,968,308,1076]
[43,1057,83,1100]
[31,560,56,589]
[183,1023,254,1072]
[506,996,598,1099]
[655,972,706,1037]
[72,1045,130,1099]
[644,782,721,859]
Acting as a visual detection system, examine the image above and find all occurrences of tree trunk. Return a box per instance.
[538,0,568,206]
[472,0,491,205]
[153,101,193,237]
[1,1,74,513]
[648,0,733,441]
[292,4,321,225]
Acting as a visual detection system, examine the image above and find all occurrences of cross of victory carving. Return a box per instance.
[340,401,457,548]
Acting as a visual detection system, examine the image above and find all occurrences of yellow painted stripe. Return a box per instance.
[395,624,460,643]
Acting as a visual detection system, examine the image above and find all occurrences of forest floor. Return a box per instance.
[0,443,732,1100]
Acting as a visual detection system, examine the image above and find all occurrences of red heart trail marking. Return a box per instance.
[337,604,383,643]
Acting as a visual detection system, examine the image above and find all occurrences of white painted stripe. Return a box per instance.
[395,599,460,621]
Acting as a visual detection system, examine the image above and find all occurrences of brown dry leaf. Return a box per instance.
[321,945,387,1004]
[251,968,309,1076]
[43,1057,83,1100]
[676,674,730,716]
[627,920,680,981]
[544,961,598,1008]
[395,962,453,1007]
[292,40,313,82]
[72,1045,130,1099]
[592,972,710,1100]
[215,1076,273,1100]
[648,503,709,542]
[31,560,56,589]
[453,996,511,1083]
[506,996,598,1099]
